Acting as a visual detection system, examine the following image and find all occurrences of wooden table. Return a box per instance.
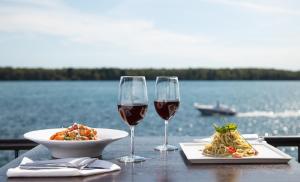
[0,137,300,182]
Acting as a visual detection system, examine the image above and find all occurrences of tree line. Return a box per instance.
[0,67,299,80]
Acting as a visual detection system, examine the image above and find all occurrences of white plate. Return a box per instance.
[180,142,292,164]
[24,128,128,158]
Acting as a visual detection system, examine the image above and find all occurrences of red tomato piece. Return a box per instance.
[226,146,236,154]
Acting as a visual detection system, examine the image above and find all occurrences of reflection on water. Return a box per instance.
[0,81,300,165]
[237,110,300,118]
[1,81,300,138]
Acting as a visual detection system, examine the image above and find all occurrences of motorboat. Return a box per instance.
[194,102,236,116]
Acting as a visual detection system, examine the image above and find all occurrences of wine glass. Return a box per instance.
[154,76,180,151]
[117,76,148,162]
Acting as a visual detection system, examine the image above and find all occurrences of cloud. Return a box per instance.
[1,0,66,9]
[0,0,210,57]
[0,0,299,69]
[207,0,300,16]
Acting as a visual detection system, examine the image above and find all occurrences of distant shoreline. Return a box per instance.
[0,67,299,80]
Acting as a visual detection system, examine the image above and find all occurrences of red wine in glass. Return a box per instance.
[117,76,148,163]
[154,101,179,121]
[118,104,148,126]
[154,76,180,152]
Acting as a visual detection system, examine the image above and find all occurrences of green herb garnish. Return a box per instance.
[213,123,237,133]
[64,136,72,140]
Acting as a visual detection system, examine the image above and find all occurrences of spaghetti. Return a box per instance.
[203,123,256,158]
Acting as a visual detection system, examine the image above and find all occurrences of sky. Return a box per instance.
[0,0,299,70]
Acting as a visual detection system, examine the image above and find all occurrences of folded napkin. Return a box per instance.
[7,157,120,178]
[193,134,259,142]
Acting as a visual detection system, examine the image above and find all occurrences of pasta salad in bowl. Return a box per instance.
[24,123,128,158]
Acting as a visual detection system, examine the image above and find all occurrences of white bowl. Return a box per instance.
[24,128,128,158]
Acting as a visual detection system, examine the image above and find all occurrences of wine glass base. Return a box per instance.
[154,144,178,151]
[118,155,146,163]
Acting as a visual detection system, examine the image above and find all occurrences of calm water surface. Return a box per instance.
[0,81,299,165]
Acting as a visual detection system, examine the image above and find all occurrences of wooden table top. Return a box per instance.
[0,136,300,182]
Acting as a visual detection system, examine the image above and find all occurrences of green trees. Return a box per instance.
[0,67,299,80]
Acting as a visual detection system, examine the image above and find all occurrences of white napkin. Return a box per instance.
[193,134,259,142]
[7,157,120,178]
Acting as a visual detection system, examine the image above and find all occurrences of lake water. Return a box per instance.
[0,81,300,165]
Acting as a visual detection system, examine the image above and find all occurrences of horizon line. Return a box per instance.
[0,66,299,72]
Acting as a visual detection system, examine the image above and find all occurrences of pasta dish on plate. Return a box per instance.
[203,123,257,158]
[50,123,98,141]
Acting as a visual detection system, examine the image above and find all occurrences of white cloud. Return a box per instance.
[0,1,210,54]
[1,0,66,9]
[207,0,300,16]
[0,0,299,69]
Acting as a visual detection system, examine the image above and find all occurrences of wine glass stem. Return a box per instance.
[164,120,168,147]
[130,126,135,158]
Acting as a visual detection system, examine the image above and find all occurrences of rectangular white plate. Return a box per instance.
[180,142,292,164]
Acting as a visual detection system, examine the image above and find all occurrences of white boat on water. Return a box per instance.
[194,102,236,116]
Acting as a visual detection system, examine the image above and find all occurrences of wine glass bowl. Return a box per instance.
[117,76,148,162]
[154,76,180,151]
[154,100,179,120]
[118,104,148,126]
